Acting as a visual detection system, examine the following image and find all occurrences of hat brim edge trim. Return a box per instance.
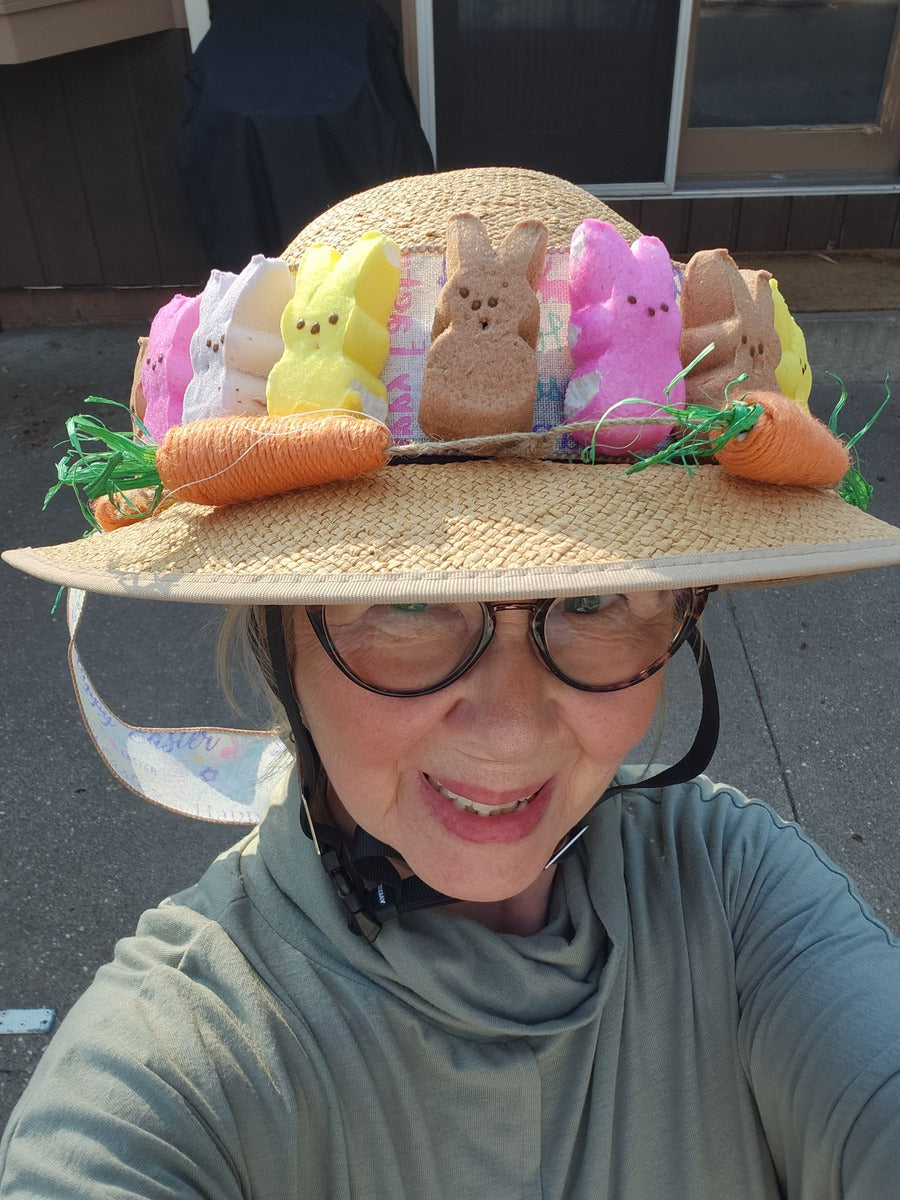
[5,539,900,605]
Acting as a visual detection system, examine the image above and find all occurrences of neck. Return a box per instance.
[445,869,556,936]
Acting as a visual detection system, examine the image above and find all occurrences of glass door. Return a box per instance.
[430,1,682,184]
[678,0,900,181]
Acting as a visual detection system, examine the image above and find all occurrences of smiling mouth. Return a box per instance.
[426,775,538,817]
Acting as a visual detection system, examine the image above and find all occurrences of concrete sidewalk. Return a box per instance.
[0,317,898,1131]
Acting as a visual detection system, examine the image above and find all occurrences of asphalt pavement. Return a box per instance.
[1,315,898,1130]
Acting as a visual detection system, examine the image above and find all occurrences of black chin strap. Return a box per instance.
[263,608,719,941]
[545,624,719,865]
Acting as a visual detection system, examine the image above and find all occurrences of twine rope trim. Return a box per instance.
[389,417,678,462]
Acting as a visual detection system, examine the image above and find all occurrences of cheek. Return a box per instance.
[576,674,663,763]
[289,624,440,790]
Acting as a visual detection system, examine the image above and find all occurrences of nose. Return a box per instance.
[443,610,556,760]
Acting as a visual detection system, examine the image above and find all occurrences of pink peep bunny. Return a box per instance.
[564,220,684,454]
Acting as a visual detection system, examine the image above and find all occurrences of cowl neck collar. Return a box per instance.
[253,771,628,1040]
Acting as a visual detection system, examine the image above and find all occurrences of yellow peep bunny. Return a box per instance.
[770,278,812,411]
[267,231,401,420]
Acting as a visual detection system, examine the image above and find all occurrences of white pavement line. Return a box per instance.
[0,1008,55,1034]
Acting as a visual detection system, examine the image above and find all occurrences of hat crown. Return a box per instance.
[284,167,640,260]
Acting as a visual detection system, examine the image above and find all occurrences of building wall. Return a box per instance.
[1,28,208,293]
[614,195,900,257]
[1,6,897,325]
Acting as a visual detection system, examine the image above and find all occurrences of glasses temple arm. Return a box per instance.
[546,624,720,868]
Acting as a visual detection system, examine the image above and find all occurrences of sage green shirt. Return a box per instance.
[2,771,898,1198]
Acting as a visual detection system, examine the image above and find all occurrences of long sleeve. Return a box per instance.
[705,786,900,1199]
[0,896,307,1200]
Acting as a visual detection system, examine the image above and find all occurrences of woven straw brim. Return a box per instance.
[5,462,900,604]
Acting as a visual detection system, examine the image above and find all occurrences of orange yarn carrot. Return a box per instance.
[154,412,391,505]
[714,390,850,487]
[92,487,173,532]
[54,411,393,529]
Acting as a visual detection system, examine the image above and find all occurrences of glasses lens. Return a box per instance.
[542,590,691,689]
[321,603,485,693]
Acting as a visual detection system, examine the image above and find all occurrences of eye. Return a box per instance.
[488,297,498,307]
[471,299,482,310]
[627,295,637,305]
[296,319,305,330]
[328,313,339,325]
[749,345,755,357]
[741,335,748,345]
[459,287,470,298]
[758,342,764,354]
[562,594,617,615]
[660,303,669,312]
[310,322,321,335]
[646,307,655,317]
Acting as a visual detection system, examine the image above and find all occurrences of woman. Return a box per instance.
[1,169,899,1198]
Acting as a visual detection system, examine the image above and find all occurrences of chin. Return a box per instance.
[404,841,555,910]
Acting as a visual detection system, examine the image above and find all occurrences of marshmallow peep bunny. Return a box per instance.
[770,278,811,411]
[563,220,684,454]
[181,256,294,424]
[266,231,401,421]
[140,292,202,441]
[678,249,779,409]
[419,214,548,440]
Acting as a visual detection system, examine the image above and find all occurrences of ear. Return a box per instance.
[739,267,776,326]
[292,243,342,306]
[446,213,495,276]
[498,219,548,289]
[328,231,402,324]
[230,256,294,330]
[568,219,632,306]
[631,235,676,292]
[203,268,240,318]
[681,248,742,326]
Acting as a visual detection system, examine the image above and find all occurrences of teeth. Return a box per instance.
[429,777,536,817]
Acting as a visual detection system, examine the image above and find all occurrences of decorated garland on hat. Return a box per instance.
[45,217,889,532]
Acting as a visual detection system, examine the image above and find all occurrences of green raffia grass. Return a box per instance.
[579,344,892,512]
[44,397,164,530]
[624,398,763,475]
[579,343,765,473]
[826,373,891,511]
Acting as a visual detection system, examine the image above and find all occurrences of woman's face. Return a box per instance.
[290,602,663,928]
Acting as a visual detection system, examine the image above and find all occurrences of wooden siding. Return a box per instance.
[0,28,208,292]
[612,194,900,257]
[1,14,898,326]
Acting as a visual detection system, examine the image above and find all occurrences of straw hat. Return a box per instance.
[4,167,900,604]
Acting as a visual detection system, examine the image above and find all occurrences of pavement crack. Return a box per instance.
[724,591,800,822]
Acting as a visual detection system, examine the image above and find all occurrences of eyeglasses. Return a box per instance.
[305,588,711,698]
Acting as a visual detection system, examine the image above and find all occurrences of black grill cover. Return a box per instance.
[180,1,433,270]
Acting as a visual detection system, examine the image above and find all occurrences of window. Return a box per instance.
[678,0,900,183]
[412,0,900,190]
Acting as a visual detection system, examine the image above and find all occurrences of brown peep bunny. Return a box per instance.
[419,214,548,440]
[679,248,779,409]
